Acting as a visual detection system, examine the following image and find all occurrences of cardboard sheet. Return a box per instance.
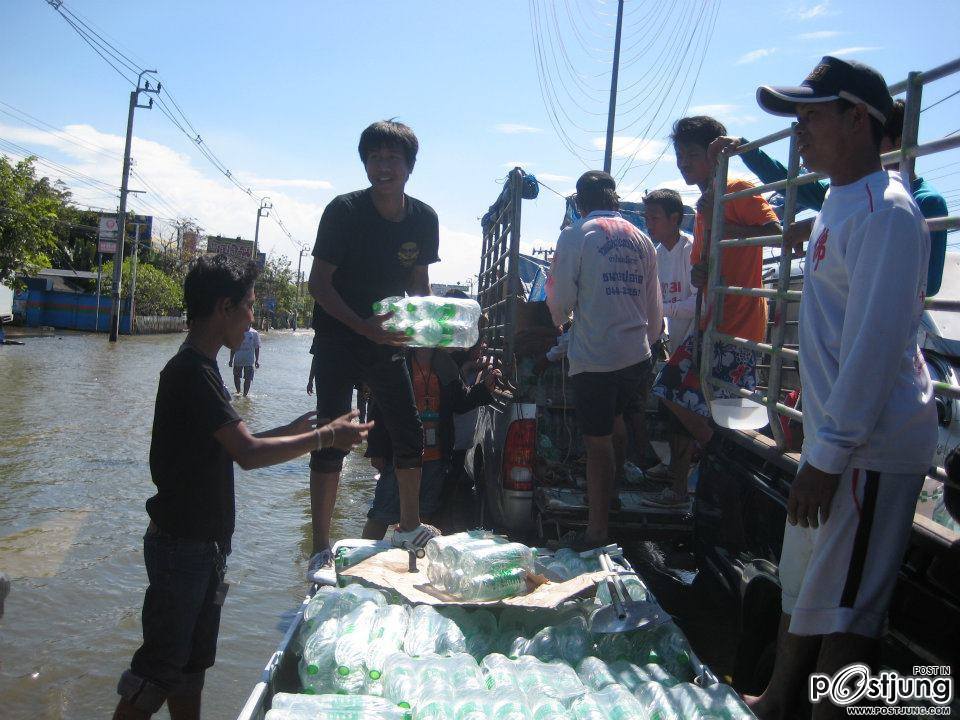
[340,548,606,608]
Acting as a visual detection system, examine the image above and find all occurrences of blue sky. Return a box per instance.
[2,0,959,285]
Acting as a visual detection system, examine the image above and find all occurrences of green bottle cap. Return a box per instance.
[369,669,382,680]
[303,687,316,695]
[337,665,350,676]
[398,701,411,709]
[306,664,319,676]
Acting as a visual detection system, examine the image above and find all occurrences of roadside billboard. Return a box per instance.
[207,235,254,261]
[98,216,119,254]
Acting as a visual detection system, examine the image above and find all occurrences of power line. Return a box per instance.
[921,88,960,113]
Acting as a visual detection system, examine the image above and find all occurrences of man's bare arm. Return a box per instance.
[308,257,407,345]
[408,265,431,296]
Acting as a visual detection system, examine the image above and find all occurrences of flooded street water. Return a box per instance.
[0,330,376,719]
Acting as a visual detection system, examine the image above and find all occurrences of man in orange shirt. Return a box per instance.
[646,116,781,507]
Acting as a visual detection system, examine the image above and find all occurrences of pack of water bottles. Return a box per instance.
[424,531,538,601]
[279,580,757,719]
[373,295,482,348]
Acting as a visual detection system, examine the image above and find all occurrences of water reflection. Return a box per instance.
[0,330,376,719]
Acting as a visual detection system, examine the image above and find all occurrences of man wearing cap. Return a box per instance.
[547,171,662,548]
[747,57,937,719]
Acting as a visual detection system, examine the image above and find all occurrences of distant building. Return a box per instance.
[431,282,472,298]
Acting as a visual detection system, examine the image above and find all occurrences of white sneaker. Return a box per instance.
[390,523,441,550]
[306,548,334,584]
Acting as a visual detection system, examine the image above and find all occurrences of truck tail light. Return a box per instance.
[502,419,536,491]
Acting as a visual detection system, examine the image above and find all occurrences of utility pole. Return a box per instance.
[253,198,272,259]
[602,0,626,175]
[129,222,143,330]
[109,70,159,342]
[293,245,308,331]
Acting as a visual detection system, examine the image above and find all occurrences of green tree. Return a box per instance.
[102,258,184,316]
[255,255,300,326]
[0,156,62,286]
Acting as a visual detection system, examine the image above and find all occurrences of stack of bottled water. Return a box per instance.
[424,532,535,601]
[372,295,482,348]
[541,549,601,581]
[265,692,409,720]
[287,580,756,720]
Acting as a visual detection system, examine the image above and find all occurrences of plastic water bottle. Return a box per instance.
[270,692,408,720]
[481,653,522,692]
[381,652,422,708]
[425,530,491,563]
[652,623,694,681]
[594,632,635,663]
[437,607,498,660]
[366,605,411,688]
[460,542,535,577]
[458,567,528,601]
[596,575,648,604]
[577,656,618,690]
[300,616,341,693]
[607,660,678,690]
[569,693,610,720]
[529,697,570,720]
[333,604,379,693]
[404,605,466,657]
[633,681,674,718]
[453,690,492,720]
[372,296,404,315]
[591,685,646,720]
[491,693,532,720]
[440,536,503,569]
[404,296,481,324]
[527,658,587,702]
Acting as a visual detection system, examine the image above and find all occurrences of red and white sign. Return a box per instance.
[98,216,119,254]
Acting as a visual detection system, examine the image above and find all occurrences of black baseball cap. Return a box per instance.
[757,56,893,123]
[576,170,617,196]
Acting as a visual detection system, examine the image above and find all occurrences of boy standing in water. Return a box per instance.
[114,254,370,720]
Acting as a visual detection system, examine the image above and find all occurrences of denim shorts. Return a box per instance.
[116,524,228,713]
[368,460,448,524]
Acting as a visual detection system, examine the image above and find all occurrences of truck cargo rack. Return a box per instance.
[700,56,960,502]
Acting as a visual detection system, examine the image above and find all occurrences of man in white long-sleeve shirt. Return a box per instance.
[547,171,662,548]
[746,57,937,720]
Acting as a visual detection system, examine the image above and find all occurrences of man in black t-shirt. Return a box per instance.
[114,255,370,720]
[306,120,441,578]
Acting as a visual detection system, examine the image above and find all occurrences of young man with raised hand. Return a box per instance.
[547,171,662,548]
[306,120,441,581]
[646,116,781,508]
[746,56,937,720]
[114,255,369,720]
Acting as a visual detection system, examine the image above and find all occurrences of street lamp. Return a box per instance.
[253,197,272,259]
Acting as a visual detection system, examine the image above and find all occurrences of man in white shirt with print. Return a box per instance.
[228,324,260,397]
[547,171,662,548]
[644,188,695,355]
[747,56,937,719]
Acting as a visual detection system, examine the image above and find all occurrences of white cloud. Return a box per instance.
[431,225,483,285]
[238,174,333,191]
[823,46,882,57]
[591,136,670,163]
[0,121,328,262]
[536,172,573,183]
[798,2,830,20]
[687,104,760,126]
[736,48,777,65]
[494,123,543,134]
[797,30,841,41]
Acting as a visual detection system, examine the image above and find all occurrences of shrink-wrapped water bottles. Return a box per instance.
[373,295,482,348]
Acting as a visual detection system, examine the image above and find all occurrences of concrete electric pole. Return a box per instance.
[253,198,272,259]
[109,70,159,342]
[602,0,625,175]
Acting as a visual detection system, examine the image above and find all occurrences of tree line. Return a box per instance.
[0,155,309,323]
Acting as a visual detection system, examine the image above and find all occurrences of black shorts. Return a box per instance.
[310,332,423,473]
[571,358,653,437]
[117,525,227,713]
